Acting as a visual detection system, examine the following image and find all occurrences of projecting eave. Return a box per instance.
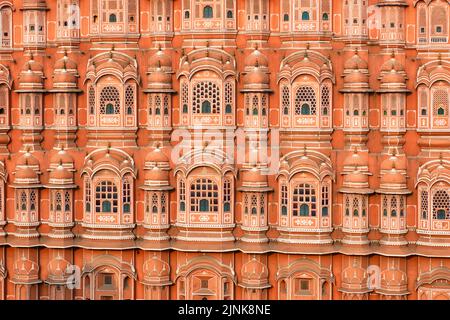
[140,185,174,191]
[339,88,374,94]
[375,188,412,195]
[47,89,83,93]
[339,187,374,195]
[143,89,176,94]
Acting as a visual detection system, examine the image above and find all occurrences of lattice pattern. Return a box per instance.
[345,195,351,216]
[99,86,120,114]
[190,178,219,212]
[421,190,428,219]
[294,86,316,115]
[352,196,360,216]
[125,85,134,115]
[282,85,290,115]
[223,178,231,211]
[432,189,450,219]
[55,192,62,211]
[64,191,71,212]
[251,194,258,214]
[260,194,265,215]
[192,81,221,114]
[181,81,189,113]
[122,179,131,212]
[321,185,329,216]
[225,81,233,105]
[321,85,330,115]
[95,180,118,214]
[432,88,448,116]
[179,179,186,211]
[281,183,288,215]
[89,86,95,114]
[85,177,91,212]
[292,183,316,217]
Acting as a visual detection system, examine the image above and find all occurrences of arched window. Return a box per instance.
[200,199,209,211]
[301,103,310,115]
[292,183,316,217]
[201,101,211,113]
[106,104,115,114]
[95,181,118,214]
[122,179,131,213]
[109,14,117,23]
[203,6,213,18]
[432,190,449,220]
[223,178,231,212]
[302,11,310,21]
[294,86,317,116]
[179,179,186,211]
[192,81,221,114]
[300,204,309,216]
[100,86,120,115]
[281,183,288,215]
[89,86,95,114]
[125,85,135,115]
[190,178,218,213]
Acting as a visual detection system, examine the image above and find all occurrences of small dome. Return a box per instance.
[245,49,268,68]
[19,68,43,85]
[53,70,77,84]
[344,52,368,71]
[148,48,172,69]
[145,147,169,164]
[50,149,74,166]
[145,166,169,182]
[49,164,72,181]
[343,151,368,168]
[381,54,404,73]
[143,256,170,278]
[147,68,172,85]
[241,168,268,184]
[344,70,369,84]
[16,152,40,167]
[344,170,369,184]
[381,69,406,84]
[54,53,78,71]
[380,154,406,171]
[21,58,43,73]
[380,167,406,186]
[13,256,38,277]
[15,166,38,181]
[243,66,269,85]
[48,257,70,279]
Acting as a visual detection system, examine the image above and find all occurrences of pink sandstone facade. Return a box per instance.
[0,0,448,300]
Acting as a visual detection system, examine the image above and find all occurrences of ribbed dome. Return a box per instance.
[381,53,404,73]
[50,149,74,166]
[53,69,77,84]
[344,70,369,84]
[241,168,268,185]
[16,151,40,167]
[343,151,368,168]
[145,147,169,164]
[48,257,70,279]
[245,49,268,68]
[148,48,172,69]
[147,68,172,85]
[49,164,72,181]
[344,170,369,184]
[381,69,406,84]
[344,52,368,71]
[145,166,169,182]
[54,53,78,71]
[243,66,269,85]
[380,168,406,186]
[15,166,38,181]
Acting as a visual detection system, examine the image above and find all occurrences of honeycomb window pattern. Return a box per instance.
[294,85,317,115]
[192,81,221,114]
